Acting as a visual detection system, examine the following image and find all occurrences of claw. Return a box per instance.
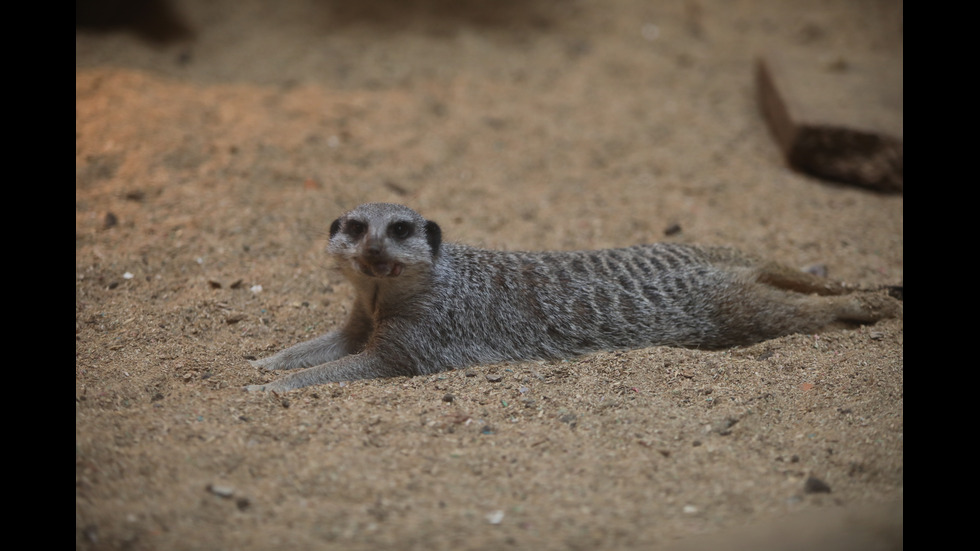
[249,357,276,370]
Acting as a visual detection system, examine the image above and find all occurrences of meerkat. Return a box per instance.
[246,202,900,391]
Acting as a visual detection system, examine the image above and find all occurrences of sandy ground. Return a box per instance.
[76,1,903,549]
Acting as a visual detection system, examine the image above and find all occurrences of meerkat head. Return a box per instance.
[328,203,441,279]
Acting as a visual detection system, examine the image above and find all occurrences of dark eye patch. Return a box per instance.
[388,221,414,239]
[345,220,367,238]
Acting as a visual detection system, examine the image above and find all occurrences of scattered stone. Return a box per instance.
[803,476,832,494]
[442,394,455,403]
[486,374,503,383]
[207,484,235,498]
[559,413,578,427]
[486,510,505,524]
[712,416,739,435]
[384,180,410,196]
[804,264,829,278]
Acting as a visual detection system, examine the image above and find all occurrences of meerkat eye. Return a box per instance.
[345,220,367,238]
[388,221,414,240]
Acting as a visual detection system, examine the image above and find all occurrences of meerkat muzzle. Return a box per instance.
[354,258,404,278]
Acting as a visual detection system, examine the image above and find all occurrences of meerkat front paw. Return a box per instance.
[249,357,278,371]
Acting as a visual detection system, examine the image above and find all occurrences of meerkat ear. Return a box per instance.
[425,220,442,257]
[329,218,342,238]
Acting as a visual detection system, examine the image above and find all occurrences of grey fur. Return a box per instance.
[246,203,900,391]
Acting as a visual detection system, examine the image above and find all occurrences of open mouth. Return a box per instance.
[355,259,404,278]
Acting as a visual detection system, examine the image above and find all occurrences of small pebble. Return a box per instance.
[803,476,832,494]
[711,416,738,435]
[207,484,235,498]
[804,264,829,278]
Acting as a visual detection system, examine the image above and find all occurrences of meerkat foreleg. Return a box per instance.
[248,331,350,371]
[249,310,373,371]
[245,352,408,392]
